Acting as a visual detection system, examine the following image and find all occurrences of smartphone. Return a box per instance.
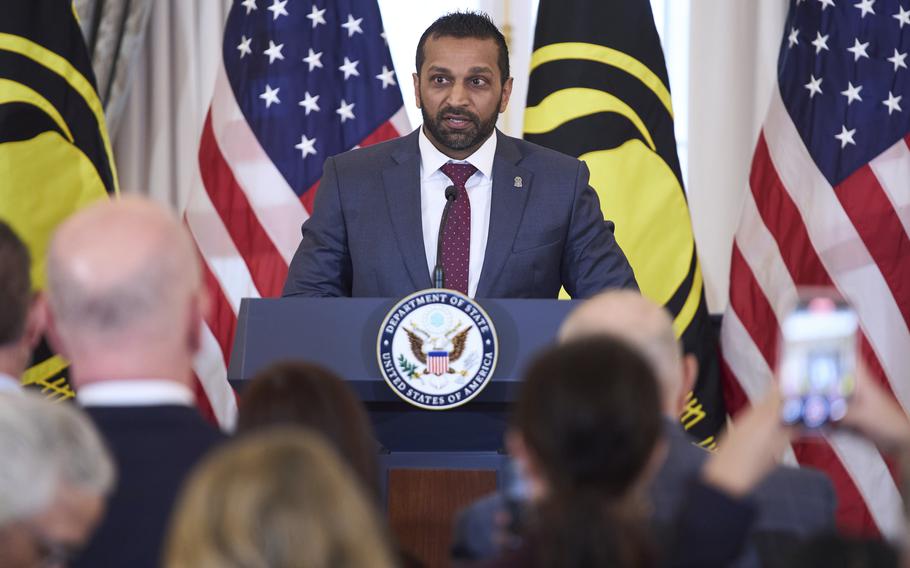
[778,289,859,428]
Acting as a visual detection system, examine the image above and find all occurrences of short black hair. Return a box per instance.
[415,11,510,85]
[0,221,31,345]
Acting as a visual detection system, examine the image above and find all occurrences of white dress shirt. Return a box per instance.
[77,379,195,407]
[0,372,20,393]
[419,127,497,298]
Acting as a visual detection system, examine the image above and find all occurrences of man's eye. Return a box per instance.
[432,76,448,84]
[471,78,488,87]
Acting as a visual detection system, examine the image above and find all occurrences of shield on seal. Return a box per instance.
[427,351,449,376]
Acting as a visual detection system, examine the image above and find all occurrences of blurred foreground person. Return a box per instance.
[454,291,834,567]
[238,361,381,499]
[484,337,794,568]
[0,392,114,568]
[0,221,44,391]
[44,197,224,568]
[165,428,398,568]
[781,367,910,568]
[489,336,790,568]
[561,291,835,565]
[238,362,426,567]
[495,337,665,568]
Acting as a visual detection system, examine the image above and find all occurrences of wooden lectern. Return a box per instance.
[228,297,576,567]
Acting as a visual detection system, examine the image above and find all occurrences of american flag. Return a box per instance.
[184,0,409,429]
[427,351,449,376]
[721,0,909,538]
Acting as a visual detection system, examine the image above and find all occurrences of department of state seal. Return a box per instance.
[377,289,498,410]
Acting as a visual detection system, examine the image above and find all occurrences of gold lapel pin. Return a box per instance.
[513,176,523,188]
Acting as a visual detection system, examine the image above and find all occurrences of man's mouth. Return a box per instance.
[442,114,475,130]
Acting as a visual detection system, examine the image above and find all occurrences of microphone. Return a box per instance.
[433,185,458,288]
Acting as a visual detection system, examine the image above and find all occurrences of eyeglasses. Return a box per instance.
[21,524,82,568]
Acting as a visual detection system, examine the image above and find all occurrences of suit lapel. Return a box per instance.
[382,131,432,290]
[476,133,531,297]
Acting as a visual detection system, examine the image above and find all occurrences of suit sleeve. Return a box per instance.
[560,160,638,298]
[665,479,757,568]
[450,493,505,562]
[282,156,353,297]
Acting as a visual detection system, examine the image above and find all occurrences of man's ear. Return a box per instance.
[675,354,699,414]
[499,76,513,113]
[683,354,698,394]
[22,292,46,350]
[412,72,422,108]
[186,288,210,355]
[39,295,68,359]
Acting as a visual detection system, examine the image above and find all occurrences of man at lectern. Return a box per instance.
[283,11,636,299]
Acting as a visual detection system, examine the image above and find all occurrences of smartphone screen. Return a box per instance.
[778,291,859,428]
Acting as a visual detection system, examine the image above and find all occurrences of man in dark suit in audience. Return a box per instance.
[452,290,836,568]
[0,221,43,393]
[44,197,224,568]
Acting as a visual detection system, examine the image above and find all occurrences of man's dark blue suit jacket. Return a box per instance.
[72,405,224,568]
[283,129,637,298]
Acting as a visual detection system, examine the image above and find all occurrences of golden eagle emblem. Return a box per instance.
[403,322,470,376]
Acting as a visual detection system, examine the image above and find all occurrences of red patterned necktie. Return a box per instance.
[438,162,477,295]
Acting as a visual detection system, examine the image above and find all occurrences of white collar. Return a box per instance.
[0,373,20,393]
[419,126,497,181]
[76,379,195,407]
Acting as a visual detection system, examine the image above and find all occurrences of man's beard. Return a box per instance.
[421,98,501,153]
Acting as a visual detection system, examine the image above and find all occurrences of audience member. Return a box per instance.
[454,291,834,567]
[483,337,791,568]
[165,427,398,568]
[492,337,664,568]
[238,362,428,567]
[0,392,115,568]
[238,361,381,499]
[44,197,224,568]
[0,221,43,391]
[780,366,910,568]
[842,363,910,453]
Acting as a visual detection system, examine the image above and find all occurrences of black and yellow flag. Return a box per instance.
[0,1,118,399]
[524,0,724,443]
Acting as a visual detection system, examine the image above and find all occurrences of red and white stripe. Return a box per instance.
[721,86,909,539]
[185,58,408,431]
[428,353,449,376]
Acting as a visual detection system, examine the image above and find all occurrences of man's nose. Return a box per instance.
[448,81,470,107]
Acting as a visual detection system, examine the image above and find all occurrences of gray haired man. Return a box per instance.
[453,291,835,567]
[0,392,115,567]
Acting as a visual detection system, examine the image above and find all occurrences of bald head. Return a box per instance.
[45,197,203,379]
[559,291,688,414]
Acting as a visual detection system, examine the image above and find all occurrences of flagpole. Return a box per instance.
[494,0,533,138]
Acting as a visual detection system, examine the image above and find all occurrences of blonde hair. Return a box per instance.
[165,427,397,568]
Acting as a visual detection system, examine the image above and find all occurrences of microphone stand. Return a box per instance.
[433,185,458,289]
